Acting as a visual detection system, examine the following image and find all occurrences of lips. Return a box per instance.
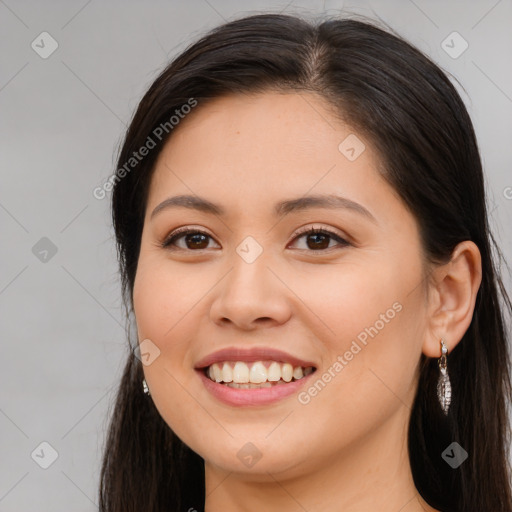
[194,347,317,406]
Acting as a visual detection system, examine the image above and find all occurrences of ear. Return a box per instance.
[422,241,482,358]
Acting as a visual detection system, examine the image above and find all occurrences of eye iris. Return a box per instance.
[166,228,343,251]
[307,232,329,250]
[186,232,209,249]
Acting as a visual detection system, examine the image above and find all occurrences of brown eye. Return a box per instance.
[162,228,217,251]
[181,232,210,250]
[161,226,350,252]
[290,227,350,251]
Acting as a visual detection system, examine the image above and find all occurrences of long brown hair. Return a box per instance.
[100,13,512,512]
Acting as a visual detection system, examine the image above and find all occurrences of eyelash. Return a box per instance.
[161,225,350,253]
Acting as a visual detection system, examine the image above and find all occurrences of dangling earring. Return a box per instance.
[437,338,451,415]
[142,378,150,396]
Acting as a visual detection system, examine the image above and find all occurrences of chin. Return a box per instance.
[198,436,308,478]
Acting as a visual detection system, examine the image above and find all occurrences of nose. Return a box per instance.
[209,248,291,331]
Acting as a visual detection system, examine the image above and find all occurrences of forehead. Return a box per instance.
[167,91,347,151]
[146,91,397,224]
[152,92,372,174]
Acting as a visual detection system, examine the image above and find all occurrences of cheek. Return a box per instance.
[133,255,201,345]
[132,255,198,408]
[132,257,215,442]
[288,257,409,349]
[295,254,426,397]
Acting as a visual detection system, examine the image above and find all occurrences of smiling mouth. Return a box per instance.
[204,360,316,388]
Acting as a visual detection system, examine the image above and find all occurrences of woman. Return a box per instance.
[99,12,512,512]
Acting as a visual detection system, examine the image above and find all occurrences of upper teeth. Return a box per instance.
[207,361,314,384]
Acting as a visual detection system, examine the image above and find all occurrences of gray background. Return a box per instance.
[1,0,511,510]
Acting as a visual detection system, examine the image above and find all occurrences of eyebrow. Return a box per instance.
[150,193,377,223]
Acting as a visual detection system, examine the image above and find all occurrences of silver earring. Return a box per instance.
[437,338,451,415]
[142,378,150,396]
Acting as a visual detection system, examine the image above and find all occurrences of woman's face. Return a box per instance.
[133,91,432,478]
